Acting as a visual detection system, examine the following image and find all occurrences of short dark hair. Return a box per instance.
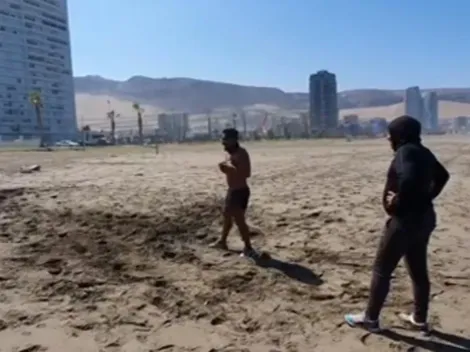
[222,128,239,140]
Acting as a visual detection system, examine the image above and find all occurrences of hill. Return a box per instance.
[74,75,470,113]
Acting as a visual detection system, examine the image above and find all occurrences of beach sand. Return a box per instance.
[0,137,468,352]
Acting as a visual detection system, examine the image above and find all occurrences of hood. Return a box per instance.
[388,115,421,151]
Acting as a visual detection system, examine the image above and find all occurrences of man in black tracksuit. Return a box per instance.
[345,115,450,332]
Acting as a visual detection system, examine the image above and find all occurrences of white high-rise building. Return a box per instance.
[0,0,76,140]
[422,92,439,131]
[404,86,423,125]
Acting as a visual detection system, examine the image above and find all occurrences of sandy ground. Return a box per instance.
[0,138,469,352]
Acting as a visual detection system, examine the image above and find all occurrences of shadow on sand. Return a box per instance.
[253,254,324,286]
[379,328,470,352]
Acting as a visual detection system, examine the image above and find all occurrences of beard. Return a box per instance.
[224,143,239,154]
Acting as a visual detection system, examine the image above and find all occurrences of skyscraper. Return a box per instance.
[0,0,76,139]
[404,86,423,125]
[308,70,338,131]
[422,92,439,131]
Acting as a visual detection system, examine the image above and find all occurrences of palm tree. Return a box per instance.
[207,115,212,139]
[29,91,45,147]
[241,111,247,139]
[132,102,144,144]
[107,110,116,144]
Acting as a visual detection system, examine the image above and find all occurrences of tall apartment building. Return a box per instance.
[0,0,76,140]
[308,70,338,131]
[422,91,439,131]
[404,86,423,125]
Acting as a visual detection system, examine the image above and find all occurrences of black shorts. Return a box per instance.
[225,187,250,211]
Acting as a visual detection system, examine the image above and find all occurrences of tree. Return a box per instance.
[107,110,116,144]
[241,111,247,139]
[29,91,45,147]
[132,102,144,144]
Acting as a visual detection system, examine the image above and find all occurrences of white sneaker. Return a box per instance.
[344,312,381,333]
[398,312,429,332]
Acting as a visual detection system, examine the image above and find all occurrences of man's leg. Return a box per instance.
[402,210,435,327]
[209,210,233,249]
[233,208,252,252]
[345,217,408,331]
[220,210,233,244]
[366,218,409,320]
[402,238,430,326]
[232,187,255,255]
[210,192,234,249]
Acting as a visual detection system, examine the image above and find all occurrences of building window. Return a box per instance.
[26,39,38,45]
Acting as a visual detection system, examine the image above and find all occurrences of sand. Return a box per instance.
[0,138,468,352]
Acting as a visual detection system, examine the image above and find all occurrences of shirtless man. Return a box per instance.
[210,128,257,258]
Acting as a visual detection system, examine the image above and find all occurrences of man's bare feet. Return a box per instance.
[209,240,228,250]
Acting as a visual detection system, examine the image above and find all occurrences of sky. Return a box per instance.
[68,0,470,92]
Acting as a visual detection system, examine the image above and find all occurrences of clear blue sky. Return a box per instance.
[68,0,469,92]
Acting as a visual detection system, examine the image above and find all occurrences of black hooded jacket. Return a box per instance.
[383,116,450,218]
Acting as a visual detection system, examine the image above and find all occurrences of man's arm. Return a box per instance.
[430,158,450,199]
[242,150,251,178]
[219,150,251,178]
[218,161,229,173]
[390,146,422,216]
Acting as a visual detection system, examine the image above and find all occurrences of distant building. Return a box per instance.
[309,70,339,131]
[343,114,359,125]
[285,119,304,138]
[369,117,388,136]
[300,112,310,136]
[422,92,439,131]
[158,112,189,141]
[404,86,424,125]
[453,116,469,133]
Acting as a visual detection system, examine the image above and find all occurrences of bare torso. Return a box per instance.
[225,147,251,190]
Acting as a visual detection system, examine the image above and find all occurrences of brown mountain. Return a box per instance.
[73,75,470,113]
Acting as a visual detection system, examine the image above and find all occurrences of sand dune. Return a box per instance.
[0,137,469,351]
[75,94,164,131]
